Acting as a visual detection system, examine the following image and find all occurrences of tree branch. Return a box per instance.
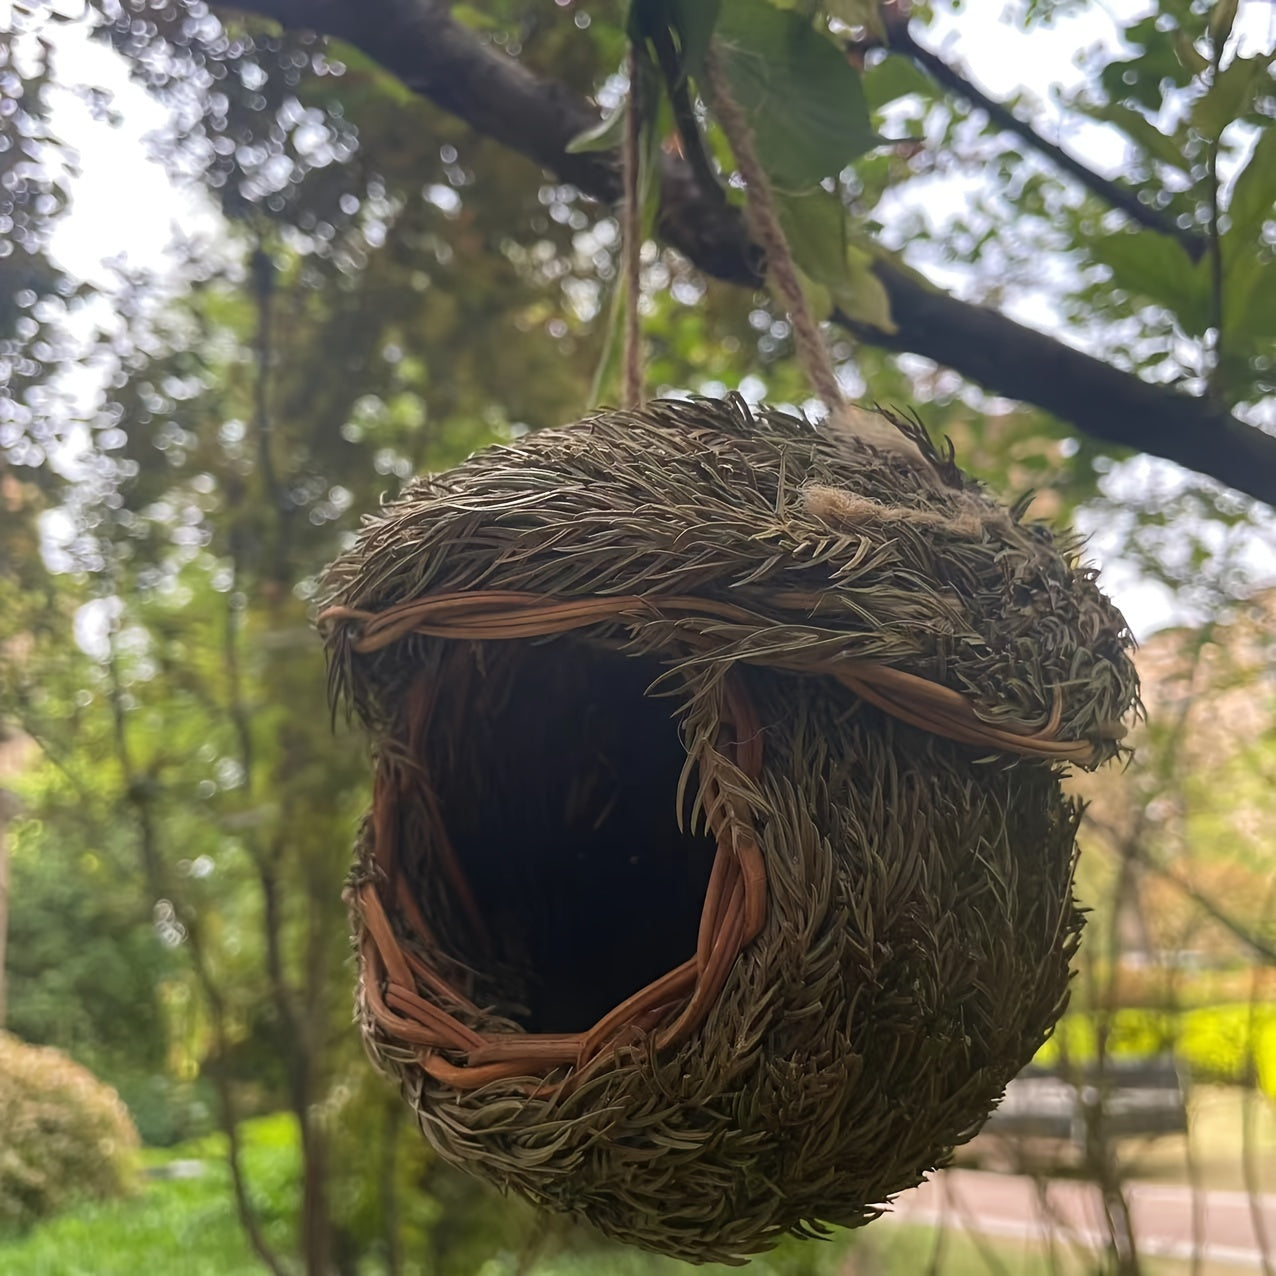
[839,266,1276,503]
[219,0,1276,507]
[648,25,726,209]
[878,17,1208,263]
[222,0,759,281]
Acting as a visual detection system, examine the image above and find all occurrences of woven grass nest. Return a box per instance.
[319,394,1138,1263]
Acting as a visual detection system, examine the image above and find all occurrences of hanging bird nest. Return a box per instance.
[318,395,1138,1264]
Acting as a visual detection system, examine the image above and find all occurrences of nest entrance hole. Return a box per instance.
[419,638,717,1035]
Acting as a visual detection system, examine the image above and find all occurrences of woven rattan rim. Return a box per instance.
[325,590,1118,763]
[326,588,1110,1092]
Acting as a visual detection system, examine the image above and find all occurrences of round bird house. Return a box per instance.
[319,396,1138,1263]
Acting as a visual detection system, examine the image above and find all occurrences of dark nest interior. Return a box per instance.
[408,637,717,1034]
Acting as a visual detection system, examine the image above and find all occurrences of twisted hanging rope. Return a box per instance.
[621,44,645,410]
[702,48,933,470]
[702,49,845,414]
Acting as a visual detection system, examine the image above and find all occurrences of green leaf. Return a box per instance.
[841,244,896,331]
[774,188,896,331]
[1090,230,1210,335]
[1223,245,1276,341]
[668,0,722,77]
[452,4,501,31]
[1218,246,1276,399]
[1226,125,1276,240]
[1076,102,1190,172]
[794,272,835,324]
[330,46,419,109]
[585,50,669,406]
[566,103,628,154]
[1100,40,1192,115]
[708,0,877,191]
[775,186,848,284]
[1236,263,1276,339]
[861,52,935,111]
[1192,53,1274,140]
[641,78,673,232]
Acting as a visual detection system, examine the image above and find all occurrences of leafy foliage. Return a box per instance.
[708,0,876,191]
[1038,1004,1276,1095]
[4,815,186,1143]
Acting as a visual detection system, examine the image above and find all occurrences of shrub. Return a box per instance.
[112,1072,214,1148]
[1036,1004,1276,1093]
[0,1032,140,1233]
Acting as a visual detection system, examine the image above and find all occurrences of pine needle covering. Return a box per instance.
[318,396,1139,1263]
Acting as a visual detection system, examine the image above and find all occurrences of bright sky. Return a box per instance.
[43,27,217,286]
[28,0,1276,639]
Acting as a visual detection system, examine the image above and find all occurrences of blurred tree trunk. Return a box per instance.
[0,788,16,1029]
[0,785,24,1030]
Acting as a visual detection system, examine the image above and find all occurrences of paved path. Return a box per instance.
[881,1169,1276,1269]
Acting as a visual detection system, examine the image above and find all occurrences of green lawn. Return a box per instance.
[4,1104,1273,1275]
[0,1114,860,1275]
[0,1117,298,1276]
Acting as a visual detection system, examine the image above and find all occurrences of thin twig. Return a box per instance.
[923,1185,948,1276]
[1242,883,1276,1276]
[238,265,335,1273]
[877,16,1207,263]
[250,244,291,585]
[1088,854,1143,1276]
[1159,904,1205,1276]
[940,1173,1012,1276]
[703,47,845,412]
[380,1098,403,1276]
[1207,143,1224,385]
[1119,837,1276,967]
[1205,31,1227,401]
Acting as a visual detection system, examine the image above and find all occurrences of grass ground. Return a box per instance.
[4,1090,1276,1274]
[0,1117,298,1276]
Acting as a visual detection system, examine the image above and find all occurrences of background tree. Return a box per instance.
[1,1,1274,1273]
[80,0,1276,503]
